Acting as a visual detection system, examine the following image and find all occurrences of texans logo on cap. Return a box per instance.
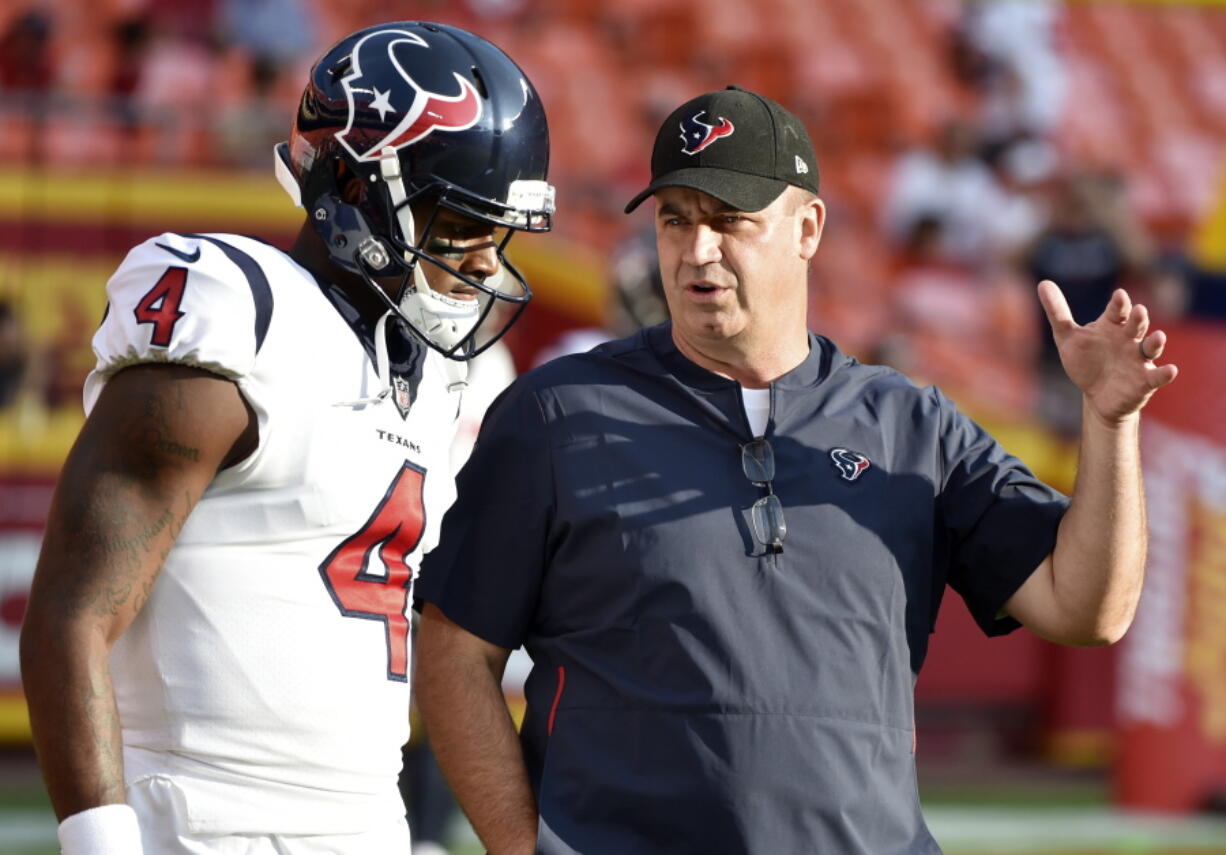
[830,448,870,482]
[336,28,482,162]
[679,111,734,155]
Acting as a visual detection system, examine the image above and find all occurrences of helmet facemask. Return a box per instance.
[357,146,549,360]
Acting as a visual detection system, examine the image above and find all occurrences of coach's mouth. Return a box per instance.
[684,279,731,299]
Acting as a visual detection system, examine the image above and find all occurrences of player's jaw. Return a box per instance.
[421,269,485,301]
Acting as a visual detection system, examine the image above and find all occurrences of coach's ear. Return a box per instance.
[797,192,825,261]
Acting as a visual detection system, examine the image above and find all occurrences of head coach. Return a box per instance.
[413,85,1177,854]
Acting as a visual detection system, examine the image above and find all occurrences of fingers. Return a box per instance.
[1139,329,1166,362]
[1104,288,1132,324]
[1037,280,1074,330]
[1141,328,1177,389]
[1148,362,1179,390]
[1125,302,1150,341]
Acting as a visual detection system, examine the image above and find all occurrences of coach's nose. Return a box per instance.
[682,224,722,267]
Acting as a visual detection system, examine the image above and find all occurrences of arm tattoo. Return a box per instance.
[135,386,202,472]
[52,380,203,621]
[152,438,200,462]
[78,490,194,620]
[81,669,127,805]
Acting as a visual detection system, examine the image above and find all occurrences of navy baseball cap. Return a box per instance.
[624,85,819,214]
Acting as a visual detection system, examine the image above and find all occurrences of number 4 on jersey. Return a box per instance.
[134,267,189,347]
[318,462,426,682]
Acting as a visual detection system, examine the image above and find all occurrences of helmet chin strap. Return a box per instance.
[378,147,422,284]
[378,148,481,354]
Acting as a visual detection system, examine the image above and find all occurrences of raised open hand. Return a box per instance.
[1038,280,1178,426]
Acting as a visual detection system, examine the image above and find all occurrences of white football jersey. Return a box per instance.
[85,232,463,835]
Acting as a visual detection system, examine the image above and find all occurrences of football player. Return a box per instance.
[19,21,554,854]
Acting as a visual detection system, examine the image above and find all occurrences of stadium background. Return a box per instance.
[0,0,1224,852]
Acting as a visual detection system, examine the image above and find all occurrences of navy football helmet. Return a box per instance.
[275,22,554,359]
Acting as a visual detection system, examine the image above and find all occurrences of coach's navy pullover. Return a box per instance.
[417,323,1067,855]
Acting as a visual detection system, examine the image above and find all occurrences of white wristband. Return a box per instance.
[57,804,144,855]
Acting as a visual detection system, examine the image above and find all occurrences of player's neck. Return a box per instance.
[288,224,389,326]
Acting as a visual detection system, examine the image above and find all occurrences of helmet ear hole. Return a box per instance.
[469,65,488,99]
[327,56,351,81]
[334,161,364,205]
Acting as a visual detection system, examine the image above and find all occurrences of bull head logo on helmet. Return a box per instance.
[336,29,483,162]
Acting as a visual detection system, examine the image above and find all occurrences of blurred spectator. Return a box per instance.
[1149,252,1226,321]
[110,15,152,130]
[885,216,1037,416]
[0,301,30,409]
[1024,170,1154,432]
[136,20,219,111]
[606,224,669,336]
[882,118,1019,265]
[465,0,530,20]
[0,9,55,165]
[131,12,226,164]
[0,11,53,93]
[953,0,1067,153]
[40,298,95,411]
[1026,170,1154,347]
[217,54,293,166]
[148,0,218,34]
[218,0,317,68]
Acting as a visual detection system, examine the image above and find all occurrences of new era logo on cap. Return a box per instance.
[624,84,819,214]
